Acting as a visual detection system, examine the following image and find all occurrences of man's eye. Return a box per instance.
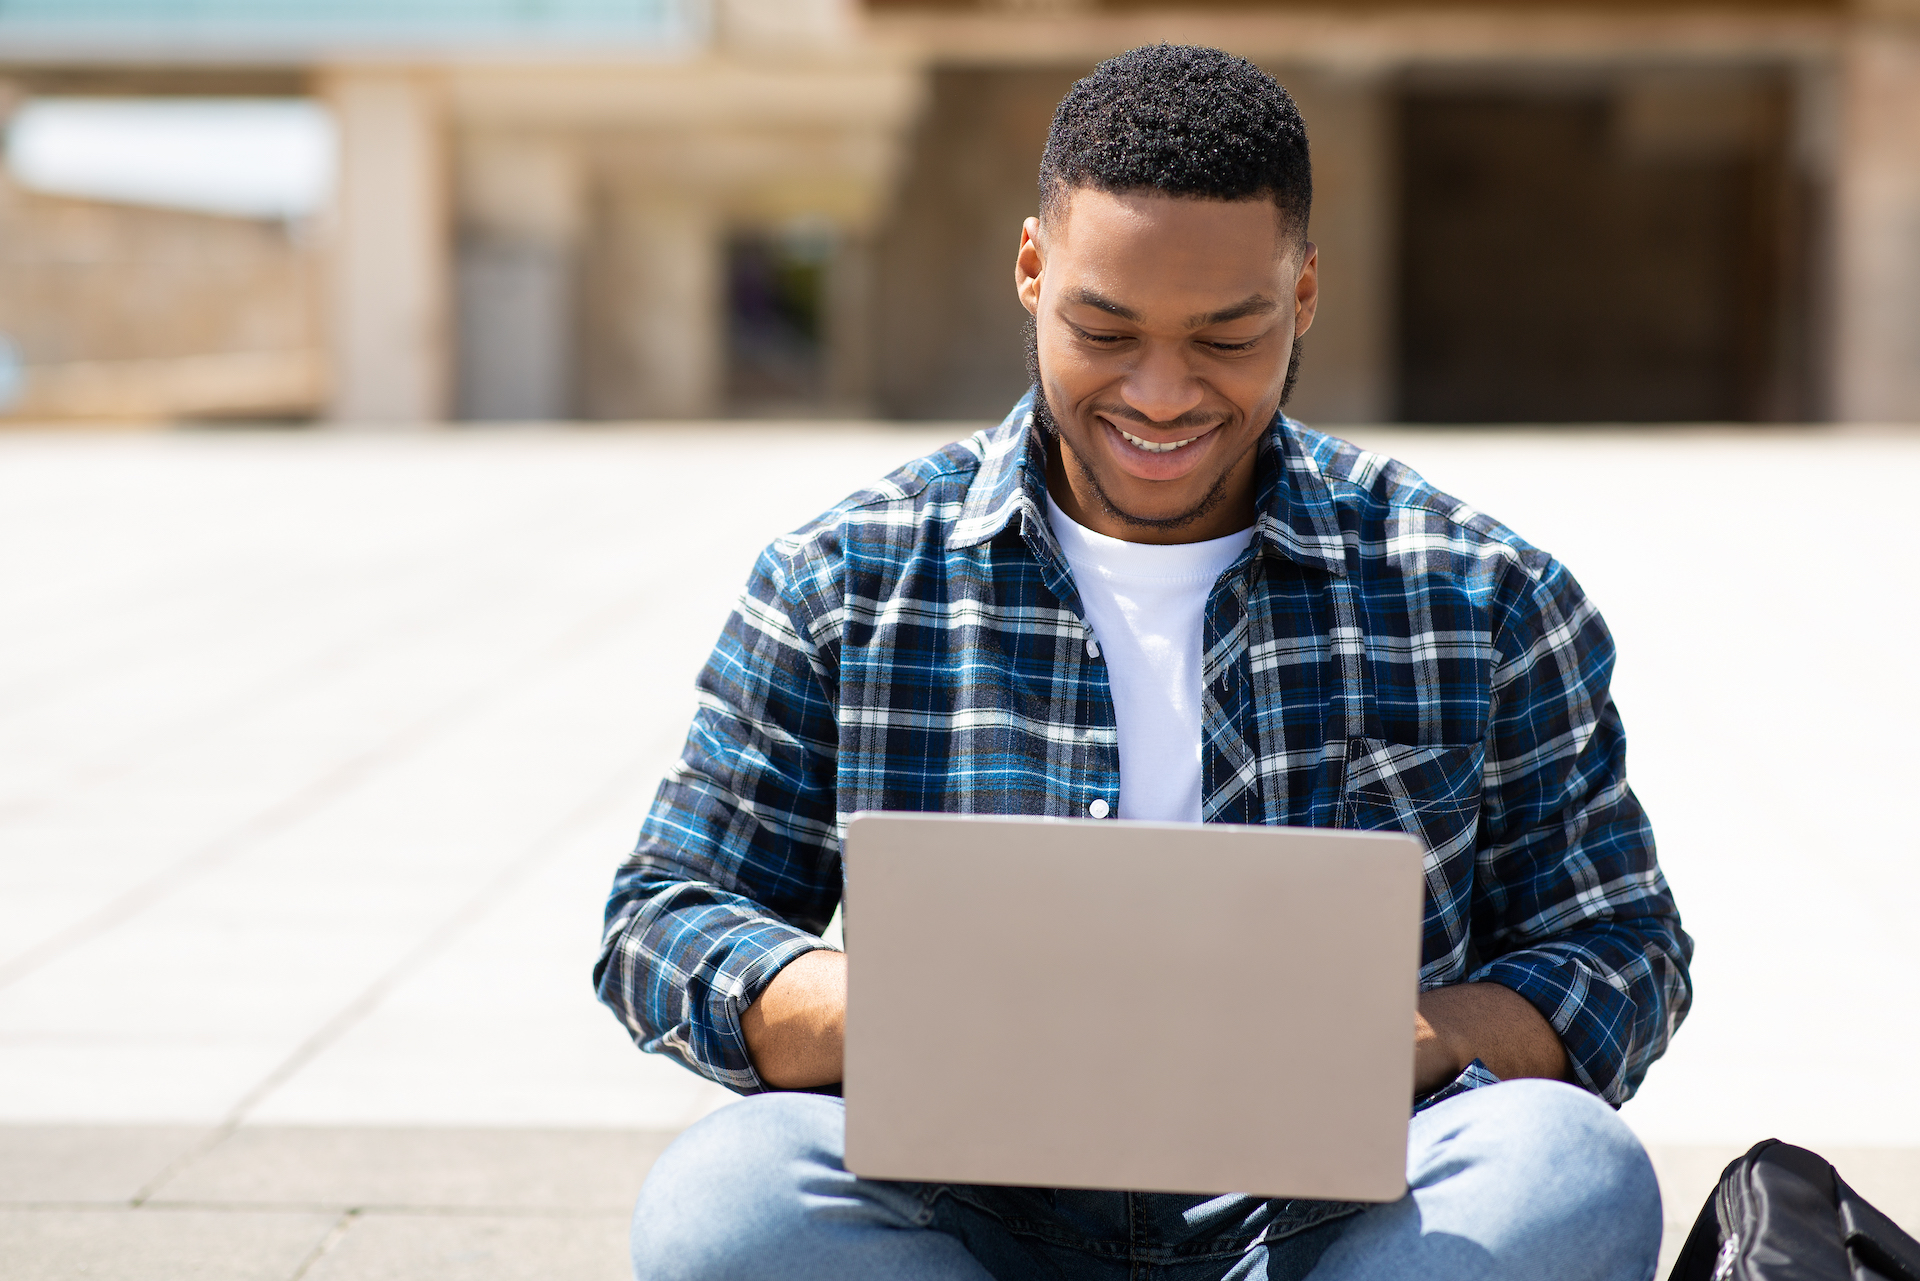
[1070,327,1127,345]
[1205,339,1258,352]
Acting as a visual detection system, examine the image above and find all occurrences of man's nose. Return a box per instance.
[1119,341,1204,426]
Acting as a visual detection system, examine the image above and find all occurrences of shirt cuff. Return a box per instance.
[1468,952,1620,1102]
[709,926,840,1094]
[1415,1058,1502,1114]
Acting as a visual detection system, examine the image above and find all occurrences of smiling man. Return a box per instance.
[1024,184,1307,543]
[599,45,1691,1281]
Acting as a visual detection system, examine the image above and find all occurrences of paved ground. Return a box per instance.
[1,1124,1911,1281]
[2,421,1916,1279]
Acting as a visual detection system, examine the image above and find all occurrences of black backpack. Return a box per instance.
[1669,1140,1920,1281]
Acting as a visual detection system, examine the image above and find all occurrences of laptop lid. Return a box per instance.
[842,813,1423,1203]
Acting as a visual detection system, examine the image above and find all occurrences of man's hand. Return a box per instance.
[744,962,1567,1096]
[1414,982,1571,1096]
[740,950,847,1089]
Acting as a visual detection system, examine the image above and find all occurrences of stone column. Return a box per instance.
[826,233,878,415]
[582,187,722,420]
[320,68,450,426]
[453,134,583,421]
[1275,69,1397,426]
[1833,11,1920,422]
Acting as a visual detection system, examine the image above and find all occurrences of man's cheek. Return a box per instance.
[1042,334,1111,393]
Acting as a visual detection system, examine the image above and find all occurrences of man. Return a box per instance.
[597,44,1692,1281]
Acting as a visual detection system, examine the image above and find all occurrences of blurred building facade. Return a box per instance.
[1,0,1917,424]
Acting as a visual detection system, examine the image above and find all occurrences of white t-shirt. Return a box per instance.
[1046,495,1256,823]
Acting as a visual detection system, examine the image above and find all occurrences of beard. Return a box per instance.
[1022,316,1301,535]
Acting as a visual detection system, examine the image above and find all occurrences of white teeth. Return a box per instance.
[1118,427,1200,454]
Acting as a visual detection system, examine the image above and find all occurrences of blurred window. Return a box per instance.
[4,97,335,220]
[0,1,703,52]
[0,335,21,411]
[727,227,832,413]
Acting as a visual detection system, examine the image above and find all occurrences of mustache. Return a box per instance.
[1086,404,1224,433]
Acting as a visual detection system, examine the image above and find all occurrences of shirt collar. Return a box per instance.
[950,390,1349,578]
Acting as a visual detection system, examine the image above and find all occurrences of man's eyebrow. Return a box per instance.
[1062,287,1140,322]
[1061,288,1280,328]
[1189,295,1281,327]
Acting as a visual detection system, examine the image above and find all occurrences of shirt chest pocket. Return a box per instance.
[1339,739,1486,867]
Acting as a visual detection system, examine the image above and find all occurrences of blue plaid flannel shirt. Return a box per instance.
[595,393,1693,1105]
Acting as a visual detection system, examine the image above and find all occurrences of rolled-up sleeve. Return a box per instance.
[1468,552,1694,1105]
[593,540,844,1093]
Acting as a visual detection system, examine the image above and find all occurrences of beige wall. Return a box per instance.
[0,171,322,422]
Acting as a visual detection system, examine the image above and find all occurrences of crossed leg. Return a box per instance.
[630,1080,1660,1281]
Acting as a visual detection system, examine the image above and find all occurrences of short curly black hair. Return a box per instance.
[1039,44,1311,239]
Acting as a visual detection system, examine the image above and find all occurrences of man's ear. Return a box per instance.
[1293,240,1320,339]
[1016,217,1044,317]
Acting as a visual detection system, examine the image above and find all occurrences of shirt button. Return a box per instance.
[1085,638,1101,659]
[1088,798,1110,819]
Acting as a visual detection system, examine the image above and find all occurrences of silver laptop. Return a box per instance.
[842,813,1424,1203]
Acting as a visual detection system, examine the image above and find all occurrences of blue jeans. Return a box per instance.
[631,1078,1660,1281]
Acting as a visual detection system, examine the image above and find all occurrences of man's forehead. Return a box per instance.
[1046,184,1299,246]
[1041,190,1303,302]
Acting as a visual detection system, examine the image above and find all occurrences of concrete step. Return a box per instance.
[6,1124,1917,1280]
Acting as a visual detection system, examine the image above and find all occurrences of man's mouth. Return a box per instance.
[1115,426,1204,454]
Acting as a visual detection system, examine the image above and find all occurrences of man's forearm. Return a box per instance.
[743,963,1564,1095]
[1415,982,1570,1095]
[741,949,847,1089]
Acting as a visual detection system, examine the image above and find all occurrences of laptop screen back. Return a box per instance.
[843,813,1423,1202]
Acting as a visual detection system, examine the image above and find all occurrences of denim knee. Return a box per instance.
[631,1092,848,1277]
[1463,1079,1654,1196]
[1418,1078,1661,1270]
